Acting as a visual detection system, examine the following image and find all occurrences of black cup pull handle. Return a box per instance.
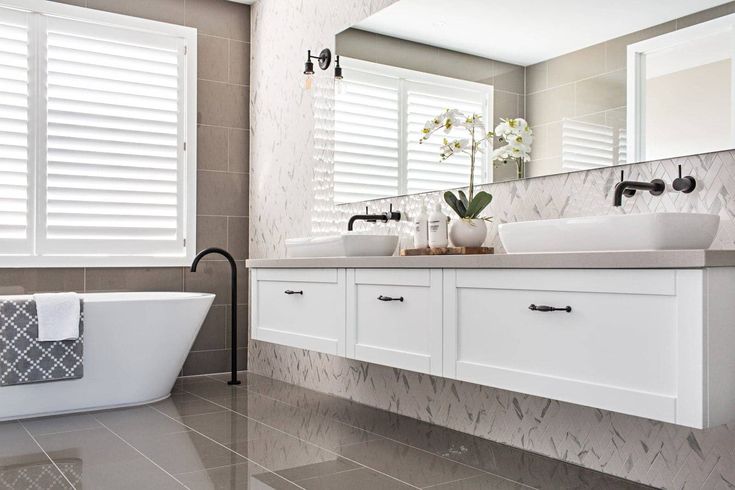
[378,295,404,302]
[529,304,571,313]
[284,290,303,295]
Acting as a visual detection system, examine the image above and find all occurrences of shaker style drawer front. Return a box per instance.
[252,268,346,355]
[347,269,443,375]
[444,269,682,423]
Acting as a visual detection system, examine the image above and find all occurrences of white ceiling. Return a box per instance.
[353,0,732,66]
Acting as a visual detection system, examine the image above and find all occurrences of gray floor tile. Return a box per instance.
[35,428,143,467]
[213,392,381,451]
[203,389,286,414]
[298,467,416,490]
[62,458,186,490]
[227,431,358,482]
[0,422,50,470]
[22,413,101,436]
[126,430,247,475]
[183,379,249,398]
[4,371,655,489]
[338,438,481,488]
[94,406,188,441]
[177,462,301,490]
[151,393,227,418]
[426,473,532,489]
[178,411,272,445]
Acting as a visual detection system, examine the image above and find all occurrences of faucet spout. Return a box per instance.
[613,179,665,206]
[347,205,401,231]
[191,247,241,385]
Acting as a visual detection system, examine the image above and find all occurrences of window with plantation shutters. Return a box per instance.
[561,118,615,171]
[0,1,197,267]
[0,7,31,253]
[405,81,489,194]
[334,69,400,204]
[334,58,492,204]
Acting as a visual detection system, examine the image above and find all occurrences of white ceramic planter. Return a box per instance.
[449,218,487,247]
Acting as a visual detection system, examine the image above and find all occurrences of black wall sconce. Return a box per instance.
[334,55,343,80]
[303,48,332,90]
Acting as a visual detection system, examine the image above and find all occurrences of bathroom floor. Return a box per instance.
[0,372,653,490]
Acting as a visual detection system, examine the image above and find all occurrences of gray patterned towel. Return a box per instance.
[0,298,84,386]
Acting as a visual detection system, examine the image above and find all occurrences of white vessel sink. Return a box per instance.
[286,233,398,257]
[499,212,720,253]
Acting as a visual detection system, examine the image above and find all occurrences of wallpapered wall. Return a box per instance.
[249,0,735,487]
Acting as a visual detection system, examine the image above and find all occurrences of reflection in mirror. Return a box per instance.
[333,0,735,204]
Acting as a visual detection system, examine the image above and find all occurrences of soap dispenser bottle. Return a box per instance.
[428,203,448,248]
[413,203,429,248]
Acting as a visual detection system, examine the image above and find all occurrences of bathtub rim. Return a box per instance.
[1,291,216,304]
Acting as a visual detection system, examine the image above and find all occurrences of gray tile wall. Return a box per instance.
[0,0,251,375]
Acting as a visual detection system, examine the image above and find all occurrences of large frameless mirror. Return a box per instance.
[331,0,735,204]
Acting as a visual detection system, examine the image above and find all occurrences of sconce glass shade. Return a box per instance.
[304,74,314,90]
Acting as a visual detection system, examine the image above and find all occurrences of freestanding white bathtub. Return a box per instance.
[0,291,214,421]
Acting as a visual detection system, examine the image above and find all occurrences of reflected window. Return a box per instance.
[333,58,493,204]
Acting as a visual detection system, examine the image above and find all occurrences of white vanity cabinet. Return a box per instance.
[346,269,443,375]
[249,263,735,429]
[251,268,346,355]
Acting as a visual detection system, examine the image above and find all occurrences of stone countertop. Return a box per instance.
[246,249,735,269]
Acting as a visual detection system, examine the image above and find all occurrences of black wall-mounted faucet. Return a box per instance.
[613,170,665,207]
[347,204,401,231]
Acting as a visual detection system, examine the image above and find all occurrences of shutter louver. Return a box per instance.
[561,118,615,171]
[0,8,30,251]
[41,18,184,255]
[406,82,489,194]
[334,70,400,204]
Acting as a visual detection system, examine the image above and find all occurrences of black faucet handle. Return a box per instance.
[673,165,696,193]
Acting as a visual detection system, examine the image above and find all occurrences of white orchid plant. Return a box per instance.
[492,118,533,179]
[419,109,493,221]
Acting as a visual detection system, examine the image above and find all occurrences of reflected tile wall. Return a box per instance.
[250,0,735,487]
[0,0,253,375]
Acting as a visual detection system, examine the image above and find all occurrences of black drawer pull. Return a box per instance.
[284,290,303,295]
[378,295,404,302]
[529,304,571,313]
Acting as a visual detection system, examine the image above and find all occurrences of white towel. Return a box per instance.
[33,292,81,341]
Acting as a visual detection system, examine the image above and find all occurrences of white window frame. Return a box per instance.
[336,58,493,205]
[0,0,197,268]
[627,12,735,163]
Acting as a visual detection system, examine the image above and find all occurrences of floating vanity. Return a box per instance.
[247,251,735,429]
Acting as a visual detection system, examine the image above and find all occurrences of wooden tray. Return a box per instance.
[400,246,494,256]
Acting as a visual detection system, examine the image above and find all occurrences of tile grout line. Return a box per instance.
[201,373,542,489]
[145,403,308,490]
[91,415,191,490]
[18,420,78,490]
[180,388,423,489]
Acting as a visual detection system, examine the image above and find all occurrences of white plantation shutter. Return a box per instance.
[334,58,493,204]
[0,7,31,252]
[561,119,615,171]
[0,2,196,266]
[406,81,490,194]
[334,69,399,204]
[40,18,185,255]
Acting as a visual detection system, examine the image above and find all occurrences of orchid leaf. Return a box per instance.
[465,191,493,218]
[443,191,464,218]
[458,190,469,210]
